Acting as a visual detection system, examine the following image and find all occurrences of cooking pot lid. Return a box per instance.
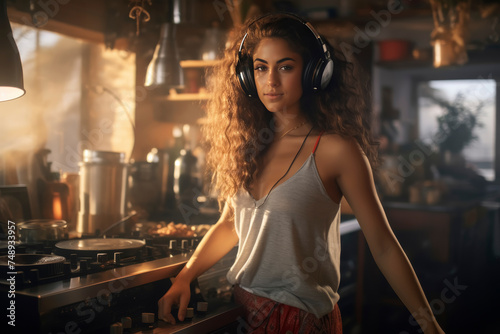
[54,238,145,256]
[82,150,126,163]
[19,219,67,230]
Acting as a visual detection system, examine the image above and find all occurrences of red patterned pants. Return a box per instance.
[233,285,343,334]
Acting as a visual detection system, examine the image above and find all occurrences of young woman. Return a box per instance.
[158,13,445,333]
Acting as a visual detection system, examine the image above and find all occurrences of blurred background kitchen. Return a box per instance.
[0,0,499,333]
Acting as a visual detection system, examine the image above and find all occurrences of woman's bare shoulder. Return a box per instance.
[317,133,363,158]
[312,133,365,180]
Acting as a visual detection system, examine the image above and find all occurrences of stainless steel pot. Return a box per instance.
[18,219,68,244]
[77,150,128,236]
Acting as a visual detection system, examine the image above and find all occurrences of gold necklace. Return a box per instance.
[277,121,307,140]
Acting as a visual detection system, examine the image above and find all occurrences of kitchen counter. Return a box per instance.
[2,217,364,333]
[382,199,481,264]
[382,198,483,212]
[363,195,500,333]
[138,218,363,334]
[136,304,245,334]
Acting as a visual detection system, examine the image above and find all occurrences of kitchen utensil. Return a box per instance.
[173,148,202,210]
[17,219,68,244]
[77,150,128,236]
[97,211,137,237]
[128,158,163,217]
[378,39,412,61]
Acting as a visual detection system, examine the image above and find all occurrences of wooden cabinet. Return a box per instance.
[154,60,219,123]
[383,201,483,265]
[360,199,494,332]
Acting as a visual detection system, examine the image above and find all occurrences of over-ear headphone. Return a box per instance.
[236,13,334,98]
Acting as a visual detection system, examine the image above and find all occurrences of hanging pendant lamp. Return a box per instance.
[144,22,184,93]
[144,0,192,93]
[0,0,25,102]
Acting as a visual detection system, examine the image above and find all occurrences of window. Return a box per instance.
[417,79,496,181]
[1,23,135,176]
[1,23,135,220]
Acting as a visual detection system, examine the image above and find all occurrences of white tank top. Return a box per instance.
[227,138,342,318]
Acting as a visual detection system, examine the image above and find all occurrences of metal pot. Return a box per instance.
[77,150,128,236]
[18,219,68,244]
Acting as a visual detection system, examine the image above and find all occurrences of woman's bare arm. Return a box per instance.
[334,138,445,334]
[158,202,239,323]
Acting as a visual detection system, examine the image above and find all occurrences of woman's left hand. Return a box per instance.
[423,320,445,334]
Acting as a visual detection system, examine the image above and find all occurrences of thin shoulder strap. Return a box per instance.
[256,126,314,208]
[312,132,324,154]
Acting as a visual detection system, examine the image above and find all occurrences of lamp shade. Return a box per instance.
[144,22,184,93]
[0,0,25,102]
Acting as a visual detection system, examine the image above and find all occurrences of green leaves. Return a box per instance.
[434,92,484,153]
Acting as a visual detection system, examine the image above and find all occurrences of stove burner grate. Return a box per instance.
[0,254,66,281]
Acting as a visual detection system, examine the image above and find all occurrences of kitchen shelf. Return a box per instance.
[154,60,219,123]
[159,89,210,101]
[154,89,208,123]
[154,98,206,123]
[157,60,219,102]
[376,46,500,70]
[311,7,433,33]
[375,59,432,69]
[180,59,221,68]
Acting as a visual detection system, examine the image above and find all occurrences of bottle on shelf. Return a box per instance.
[173,124,203,222]
[164,125,185,212]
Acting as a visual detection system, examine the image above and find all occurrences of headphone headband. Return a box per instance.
[237,13,330,63]
[236,12,334,97]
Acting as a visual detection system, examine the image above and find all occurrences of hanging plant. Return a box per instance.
[433,92,483,154]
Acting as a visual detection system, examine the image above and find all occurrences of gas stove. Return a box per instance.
[0,235,239,334]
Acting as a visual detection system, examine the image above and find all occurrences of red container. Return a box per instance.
[378,40,412,61]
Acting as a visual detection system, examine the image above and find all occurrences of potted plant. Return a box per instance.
[432,92,484,164]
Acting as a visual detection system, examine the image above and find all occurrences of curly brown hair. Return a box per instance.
[203,13,378,204]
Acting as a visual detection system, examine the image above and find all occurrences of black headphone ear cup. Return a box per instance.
[237,55,257,97]
[319,58,334,90]
[243,57,257,97]
[303,57,334,92]
[302,58,321,93]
